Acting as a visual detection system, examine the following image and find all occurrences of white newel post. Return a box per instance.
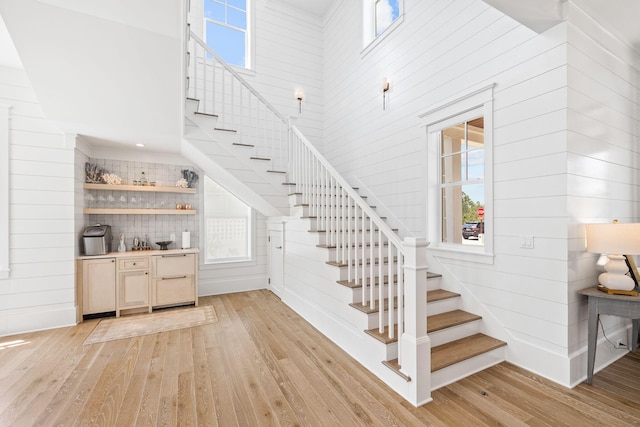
[400,237,431,406]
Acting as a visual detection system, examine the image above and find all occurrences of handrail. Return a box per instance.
[289,126,403,251]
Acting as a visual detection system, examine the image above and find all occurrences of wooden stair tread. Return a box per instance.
[382,359,410,382]
[428,310,481,333]
[214,127,236,133]
[365,309,480,344]
[337,271,441,289]
[194,111,218,118]
[232,142,253,147]
[326,256,397,268]
[431,333,506,372]
[427,289,459,302]
[350,289,460,315]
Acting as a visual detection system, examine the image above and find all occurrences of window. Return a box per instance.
[204,0,249,68]
[375,0,400,36]
[420,84,494,259]
[363,0,403,51]
[203,175,253,263]
[440,117,485,246]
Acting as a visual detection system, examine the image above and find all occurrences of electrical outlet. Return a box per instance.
[615,339,626,349]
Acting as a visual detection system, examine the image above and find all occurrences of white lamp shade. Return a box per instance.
[586,223,640,255]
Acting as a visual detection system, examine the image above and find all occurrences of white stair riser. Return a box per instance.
[330,264,400,281]
[430,347,506,391]
[428,320,481,347]
[427,297,459,316]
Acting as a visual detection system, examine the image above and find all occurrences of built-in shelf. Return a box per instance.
[84,183,197,194]
[84,208,197,215]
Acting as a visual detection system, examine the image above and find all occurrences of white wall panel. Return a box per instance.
[0,65,76,337]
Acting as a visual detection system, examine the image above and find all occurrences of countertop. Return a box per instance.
[78,248,199,260]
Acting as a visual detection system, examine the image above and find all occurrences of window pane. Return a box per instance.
[204,0,225,22]
[441,184,485,246]
[227,8,246,30]
[228,0,246,9]
[375,0,400,36]
[206,21,246,67]
[204,176,252,261]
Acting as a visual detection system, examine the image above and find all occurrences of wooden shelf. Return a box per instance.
[84,183,196,194]
[84,208,197,215]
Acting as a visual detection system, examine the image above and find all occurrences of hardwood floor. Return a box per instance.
[1,289,639,426]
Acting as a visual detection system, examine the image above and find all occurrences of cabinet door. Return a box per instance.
[153,276,195,307]
[119,270,150,309]
[83,258,116,314]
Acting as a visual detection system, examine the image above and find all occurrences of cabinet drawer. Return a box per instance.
[153,253,196,278]
[153,276,195,307]
[119,257,149,270]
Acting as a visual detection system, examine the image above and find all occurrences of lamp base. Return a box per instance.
[599,254,636,291]
[597,284,639,296]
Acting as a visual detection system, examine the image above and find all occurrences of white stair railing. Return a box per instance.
[185,30,430,404]
[187,31,289,171]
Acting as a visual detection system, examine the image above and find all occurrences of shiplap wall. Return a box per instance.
[0,65,76,336]
[565,2,640,377]
[318,0,638,386]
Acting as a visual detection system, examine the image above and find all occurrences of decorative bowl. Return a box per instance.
[155,241,173,250]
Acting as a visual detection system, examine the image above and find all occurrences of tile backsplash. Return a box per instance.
[84,158,200,252]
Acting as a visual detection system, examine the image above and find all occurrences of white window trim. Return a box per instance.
[361,0,404,57]
[201,178,256,266]
[0,104,11,279]
[419,84,495,264]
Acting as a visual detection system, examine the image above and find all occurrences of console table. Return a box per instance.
[578,286,640,384]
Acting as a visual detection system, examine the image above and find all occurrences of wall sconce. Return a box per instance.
[295,90,304,114]
[381,78,391,110]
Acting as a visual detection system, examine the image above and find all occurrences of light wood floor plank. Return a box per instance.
[0,290,638,426]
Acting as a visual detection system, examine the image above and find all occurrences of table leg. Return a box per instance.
[633,319,639,354]
[586,299,598,384]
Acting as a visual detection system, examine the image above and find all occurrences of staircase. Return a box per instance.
[183,28,507,406]
[288,189,507,393]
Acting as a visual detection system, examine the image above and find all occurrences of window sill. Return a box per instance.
[429,246,494,265]
[200,258,256,269]
[361,14,404,58]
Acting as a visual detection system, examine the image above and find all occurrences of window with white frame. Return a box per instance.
[204,0,249,68]
[203,175,253,263]
[363,0,403,50]
[422,85,494,258]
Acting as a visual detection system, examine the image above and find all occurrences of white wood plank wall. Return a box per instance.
[565,1,640,364]
[0,66,76,336]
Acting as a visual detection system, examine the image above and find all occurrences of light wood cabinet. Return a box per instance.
[78,249,198,319]
[152,253,198,308]
[117,256,151,316]
[81,258,116,315]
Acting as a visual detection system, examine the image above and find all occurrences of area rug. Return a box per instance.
[84,305,217,345]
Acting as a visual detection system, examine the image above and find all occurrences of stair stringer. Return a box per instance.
[180,138,283,217]
[279,214,428,405]
[182,117,290,216]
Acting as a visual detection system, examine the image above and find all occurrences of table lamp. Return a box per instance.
[585,221,640,291]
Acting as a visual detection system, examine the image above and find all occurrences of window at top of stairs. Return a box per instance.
[204,0,250,68]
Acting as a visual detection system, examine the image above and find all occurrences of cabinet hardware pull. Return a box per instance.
[161,254,187,257]
[275,246,282,249]
[162,276,188,280]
